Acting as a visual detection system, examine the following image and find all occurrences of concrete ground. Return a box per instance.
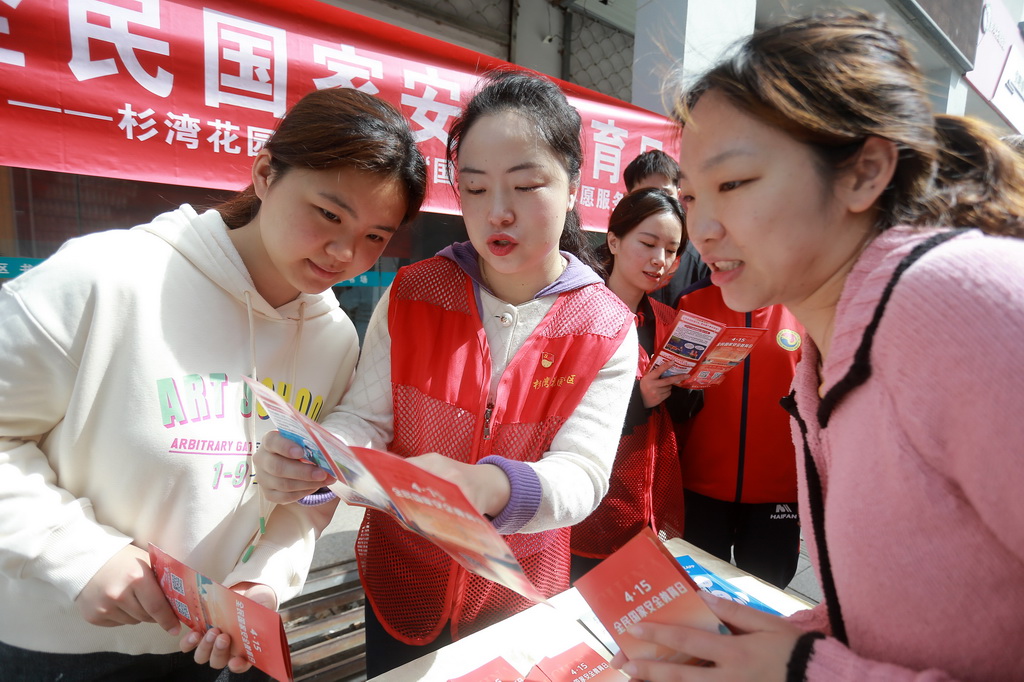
[785,537,824,606]
[309,502,364,571]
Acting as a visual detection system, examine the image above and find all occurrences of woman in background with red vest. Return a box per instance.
[254,70,638,676]
[570,188,702,581]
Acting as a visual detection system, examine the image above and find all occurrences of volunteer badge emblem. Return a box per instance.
[541,351,555,368]
[777,329,802,351]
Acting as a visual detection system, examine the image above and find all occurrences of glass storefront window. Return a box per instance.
[0,167,470,342]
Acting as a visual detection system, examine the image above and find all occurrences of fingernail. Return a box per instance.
[168,625,180,636]
[621,662,638,676]
[215,637,229,650]
[205,630,217,642]
[186,632,199,645]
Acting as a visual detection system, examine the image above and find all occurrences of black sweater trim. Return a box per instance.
[817,229,965,427]
[786,631,826,682]
[781,391,848,645]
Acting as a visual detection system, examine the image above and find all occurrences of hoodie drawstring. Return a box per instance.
[239,294,309,563]
[240,289,269,563]
[289,301,306,392]
[244,290,258,449]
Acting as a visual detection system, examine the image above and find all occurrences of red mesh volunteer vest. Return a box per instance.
[571,297,684,558]
[357,256,633,644]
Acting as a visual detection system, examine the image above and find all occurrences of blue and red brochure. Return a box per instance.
[243,376,547,605]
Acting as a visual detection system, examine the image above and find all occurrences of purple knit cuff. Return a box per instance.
[477,455,542,534]
[297,486,337,506]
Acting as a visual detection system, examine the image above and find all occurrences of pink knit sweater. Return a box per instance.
[785,226,1024,681]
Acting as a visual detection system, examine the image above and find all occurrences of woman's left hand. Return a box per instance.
[611,593,804,682]
[639,367,680,408]
[406,453,511,518]
[179,582,278,672]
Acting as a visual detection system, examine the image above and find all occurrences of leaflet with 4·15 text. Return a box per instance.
[648,309,766,388]
[242,376,547,605]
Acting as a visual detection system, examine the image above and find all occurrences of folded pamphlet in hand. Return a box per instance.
[149,544,293,682]
[649,309,766,388]
[243,376,547,605]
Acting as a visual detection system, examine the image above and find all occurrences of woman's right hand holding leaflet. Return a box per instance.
[254,430,336,504]
[75,544,181,634]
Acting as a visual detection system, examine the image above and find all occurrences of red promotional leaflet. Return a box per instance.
[648,310,767,388]
[149,544,292,682]
[448,656,524,682]
[243,377,547,604]
[450,643,626,682]
[532,642,628,681]
[573,528,730,666]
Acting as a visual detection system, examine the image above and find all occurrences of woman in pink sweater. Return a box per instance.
[613,10,1024,682]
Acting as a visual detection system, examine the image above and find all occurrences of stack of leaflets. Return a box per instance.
[451,642,628,681]
[649,310,766,388]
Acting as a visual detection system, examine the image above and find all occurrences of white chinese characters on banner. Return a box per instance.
[312,43,383,94]
[0,0,24,67]
[402,66,462,145]
[68,0,172,97]
[1,0,680,229]
[204,9,287,117]
[591,119,628,184]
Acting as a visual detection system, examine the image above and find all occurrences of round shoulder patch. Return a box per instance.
[776,328,802,351]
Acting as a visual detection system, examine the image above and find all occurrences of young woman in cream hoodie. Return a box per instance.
[253,70,639,677]
[0,87,425,681]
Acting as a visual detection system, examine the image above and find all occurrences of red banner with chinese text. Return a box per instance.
[0,0,680,231]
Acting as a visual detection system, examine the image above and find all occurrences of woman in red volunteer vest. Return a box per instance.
[570,188,702,581]
[254,70,638,676]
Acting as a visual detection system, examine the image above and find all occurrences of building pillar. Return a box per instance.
[511,0,566,79]
[632,0,756,116]
[924,67,970,115]
[945,71,970,115]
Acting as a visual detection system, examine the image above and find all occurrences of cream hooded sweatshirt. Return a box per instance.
[0,205,357,655]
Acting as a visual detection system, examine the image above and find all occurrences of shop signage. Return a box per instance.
[0,256,41,278]
[0,0,680,230]
[965,0,1024,132]
[0,254,391,285]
